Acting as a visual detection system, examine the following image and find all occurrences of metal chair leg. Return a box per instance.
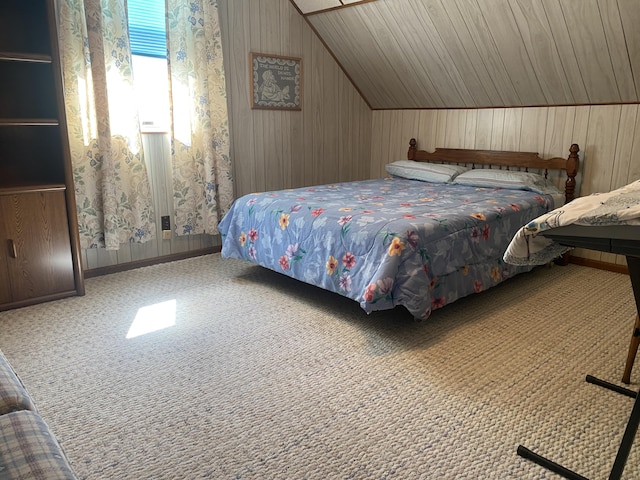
[622,314,640,384]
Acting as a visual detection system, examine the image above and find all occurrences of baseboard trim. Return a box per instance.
[84,246,221,278]
[84,249,628,278]
[569,256,629,275]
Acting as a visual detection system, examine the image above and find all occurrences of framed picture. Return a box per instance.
[249,53,302,110]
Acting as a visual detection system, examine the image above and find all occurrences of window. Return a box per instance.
[127,0,170,132]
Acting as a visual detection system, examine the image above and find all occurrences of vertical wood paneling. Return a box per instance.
[372,104,640,266]
[582,105,621,196]
[539,0,590,104]
[509,0,574,104]
[311,33,324,184]
[451,0,521,106]
[81,133,218,271]
[418,110,438,150]
[597,0,636,102]
[379,112,393,168]
[611,105,638,190]
[434,110,448,148]
[224,0,371,194]
[262,111,279,190]
[301,20,314,187]
[502,108,522,151]
[424,0,494,107]
[474,109,494,150]
[323,49,339,180]
[305,0,638,109]
[309,12,387,106]
[260,1,278,191]
[627,109,640,184]
[86,0,640,273]
[250,3,265,194]
[380,1,442,106]
[444,110,466,148]
[370,110,384,177]
[352,6,418,106]
[464,110,478,149]
[358,95,371,180]
[519,107,548,154]
[618,0,640,100]
[476,0,546,105]
[543,106,575,187]
[141,134,166,258]
[438,2,502,106]
[337,70,348,179]
[393,111,409,159]
[282,23,294,183]
[490,109,506,150]
[400,111,417,155]
[571,106,591,155]
[288,6,304,188]
[222,0,254,196]
[558,0,620,104]
[408,1,475,107]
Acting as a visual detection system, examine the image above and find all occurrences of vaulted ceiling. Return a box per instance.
[290,0,640,109]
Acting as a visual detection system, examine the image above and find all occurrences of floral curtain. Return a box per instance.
[58,0,156,249]
[166,0,233,235]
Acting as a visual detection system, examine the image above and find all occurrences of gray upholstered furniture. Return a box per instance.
[0,349,77,479]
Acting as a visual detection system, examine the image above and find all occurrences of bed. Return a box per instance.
[220,138,580,320]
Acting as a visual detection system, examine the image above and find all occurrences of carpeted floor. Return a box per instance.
[1,254,639,479]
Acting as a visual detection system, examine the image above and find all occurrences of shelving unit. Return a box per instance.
[0,0,84,311]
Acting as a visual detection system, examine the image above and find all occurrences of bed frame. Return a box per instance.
[407,138,580,204]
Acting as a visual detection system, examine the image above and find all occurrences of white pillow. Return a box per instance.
[453,169,562,195]
[385,160,469,184]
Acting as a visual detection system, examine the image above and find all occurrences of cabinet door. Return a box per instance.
[0,249,10,304]
[0,190,75,302]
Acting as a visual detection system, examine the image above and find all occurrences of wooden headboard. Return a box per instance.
[407,138,580,203]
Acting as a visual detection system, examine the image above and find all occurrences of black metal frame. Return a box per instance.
[517,234,640,480]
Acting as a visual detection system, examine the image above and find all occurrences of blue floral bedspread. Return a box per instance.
[219,178,556,319]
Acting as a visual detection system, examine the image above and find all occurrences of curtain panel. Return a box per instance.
[59,0,156,250]
[166,0,233,236]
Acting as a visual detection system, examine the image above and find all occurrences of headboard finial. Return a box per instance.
[408,138,417,160]
[565,144,580,203]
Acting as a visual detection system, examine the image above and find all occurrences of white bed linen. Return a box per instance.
[504,179,640,265]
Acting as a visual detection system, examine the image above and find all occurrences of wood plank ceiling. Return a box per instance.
[290,0,640,109]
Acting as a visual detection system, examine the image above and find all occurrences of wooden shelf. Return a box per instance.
[0,1,52,56]
[0,0,85,309]
[0,52,52,63]
[0,61,57,118]
[0,118,59,126]
[0,184,66,196]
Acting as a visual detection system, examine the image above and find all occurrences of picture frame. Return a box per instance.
[249,53,302,110]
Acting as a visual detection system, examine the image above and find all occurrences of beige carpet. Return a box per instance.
[1,254,639,479]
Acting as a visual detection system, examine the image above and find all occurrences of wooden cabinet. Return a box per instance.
[0,187,76,306]
[0,0,84,310]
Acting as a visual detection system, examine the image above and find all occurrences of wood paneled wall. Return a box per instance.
[82,0,373,271]
[219,0,372,198]
[371,106,640,267]
[81,134,217,271]
[308,0,640,109]
[80,1,640,273]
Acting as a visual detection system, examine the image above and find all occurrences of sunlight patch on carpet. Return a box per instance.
[126,300,176,339]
